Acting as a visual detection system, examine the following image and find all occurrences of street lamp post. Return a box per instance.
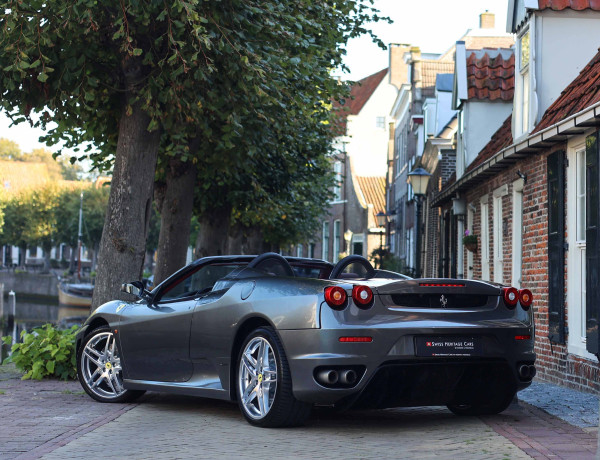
[407,167,432,279]
[375,211,387,268]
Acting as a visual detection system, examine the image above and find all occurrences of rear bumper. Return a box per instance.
[278,325,535,407]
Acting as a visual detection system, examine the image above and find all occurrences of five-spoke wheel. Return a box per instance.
[77,326,144,403]
[239,336,278,420]
[236,327,311,427]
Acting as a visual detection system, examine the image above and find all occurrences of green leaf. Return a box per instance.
[133,48,143,56]
[46,361,55,374]
[37,72,49,82]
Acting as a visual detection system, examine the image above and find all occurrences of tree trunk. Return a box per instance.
[227,222,244,254]
[195,205,231,258]
[244,226,270,255]
[41,243,51,274]
[153,158,197,285]
[18,245,26,268]
[91,100,160,311]
[68,245,76,274]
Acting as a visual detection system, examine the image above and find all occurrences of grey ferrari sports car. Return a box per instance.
[76,253,535,427]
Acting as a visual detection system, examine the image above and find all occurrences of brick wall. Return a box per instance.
[460,146,599,394]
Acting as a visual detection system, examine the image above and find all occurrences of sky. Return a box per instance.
[0,0,510,159]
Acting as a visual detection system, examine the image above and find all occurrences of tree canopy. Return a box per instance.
[1,0,388,304]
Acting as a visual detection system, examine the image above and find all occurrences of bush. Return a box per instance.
[2,324,79,380]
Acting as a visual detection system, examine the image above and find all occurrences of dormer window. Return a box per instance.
[515,27,531,137]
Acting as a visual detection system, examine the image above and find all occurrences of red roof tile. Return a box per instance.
[538,0,600,10]
[533,48,600,133]
[466,115,513,173]
[341,68,388,116]
[354,176,386,221]
[332,68,388,134]
[466,49,515,101]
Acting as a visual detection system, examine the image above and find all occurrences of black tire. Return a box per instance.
[77,325,145,403]
[446,390,515,416]
[236,327,311,427]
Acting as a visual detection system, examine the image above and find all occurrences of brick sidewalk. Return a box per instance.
[0,364,597,460]
[0,364,137,460]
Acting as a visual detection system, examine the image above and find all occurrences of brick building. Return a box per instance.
[430,1,600,392]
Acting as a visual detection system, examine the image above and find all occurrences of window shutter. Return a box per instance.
[547,150,565,344]
[586,133,600,356]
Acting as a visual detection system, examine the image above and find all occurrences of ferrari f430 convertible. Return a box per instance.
[77,253,535,427]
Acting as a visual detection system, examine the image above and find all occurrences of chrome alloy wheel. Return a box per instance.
[238,337,278,419]
[80,331,125,399]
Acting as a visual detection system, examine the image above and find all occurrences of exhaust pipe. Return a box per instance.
[518,364,531,380]
[528,365,536,379]
[316,369,339,385]
[339,369,357,385]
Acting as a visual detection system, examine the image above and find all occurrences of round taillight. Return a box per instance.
[352,285,374,309]
[324,286,347,310]
[503,287,519,309]
[519,289,533,309]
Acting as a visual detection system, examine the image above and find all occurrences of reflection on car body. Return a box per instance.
[76,253,535,427]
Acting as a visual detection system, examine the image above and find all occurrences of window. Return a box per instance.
[308,243,315,259]
[516,28,531,137]
[333,220,341,261]
[375,116,385,129]
[333,161,342,201]
[296,244,303,258]
[480,196,490,281]
[159,264,241,301]
[512,180,524,288]
[577,148,587,242]
[493,195,503,283]
[322,221,330,261]
[574,147,587,346]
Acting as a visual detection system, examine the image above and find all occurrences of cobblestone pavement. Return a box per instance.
[0,364,597,460]
[519,381,599,429]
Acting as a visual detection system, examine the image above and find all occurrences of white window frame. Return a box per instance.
[512,179,524,288]
[296,244,303,258]
[332,161,343,202]
[322,221,330,262]
[515,26,531,138]
[467,205,474,279]
[566,138,595,359]
[480,194,490,281]
[493,186,508,284]
[333,220,341,262]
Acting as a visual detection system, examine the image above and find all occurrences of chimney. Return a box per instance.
[389,43,411,89]
[479,11,495,29]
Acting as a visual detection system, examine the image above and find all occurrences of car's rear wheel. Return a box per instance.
[446,390,515,416]
[236,327,311,427]
[77,326,144,403]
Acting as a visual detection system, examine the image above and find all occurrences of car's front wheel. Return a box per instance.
[236,327,311,427]
[77,326,144,403]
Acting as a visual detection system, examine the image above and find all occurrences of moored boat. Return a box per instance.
[58,282,93,307]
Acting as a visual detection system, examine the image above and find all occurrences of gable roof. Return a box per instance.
[422,61,455,97]
[354,175,386,222]
[342,68,388,116]
[533,47,600,133]
[538,0,600,11]
[466,48,515,101]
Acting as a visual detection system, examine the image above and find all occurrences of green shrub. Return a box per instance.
[2,324,79,380]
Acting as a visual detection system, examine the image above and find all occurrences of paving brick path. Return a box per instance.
[0,363,597,460]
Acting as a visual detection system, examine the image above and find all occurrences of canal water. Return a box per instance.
[1,294,88,360]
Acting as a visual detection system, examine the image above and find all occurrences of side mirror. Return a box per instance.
[121,280,151,301]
